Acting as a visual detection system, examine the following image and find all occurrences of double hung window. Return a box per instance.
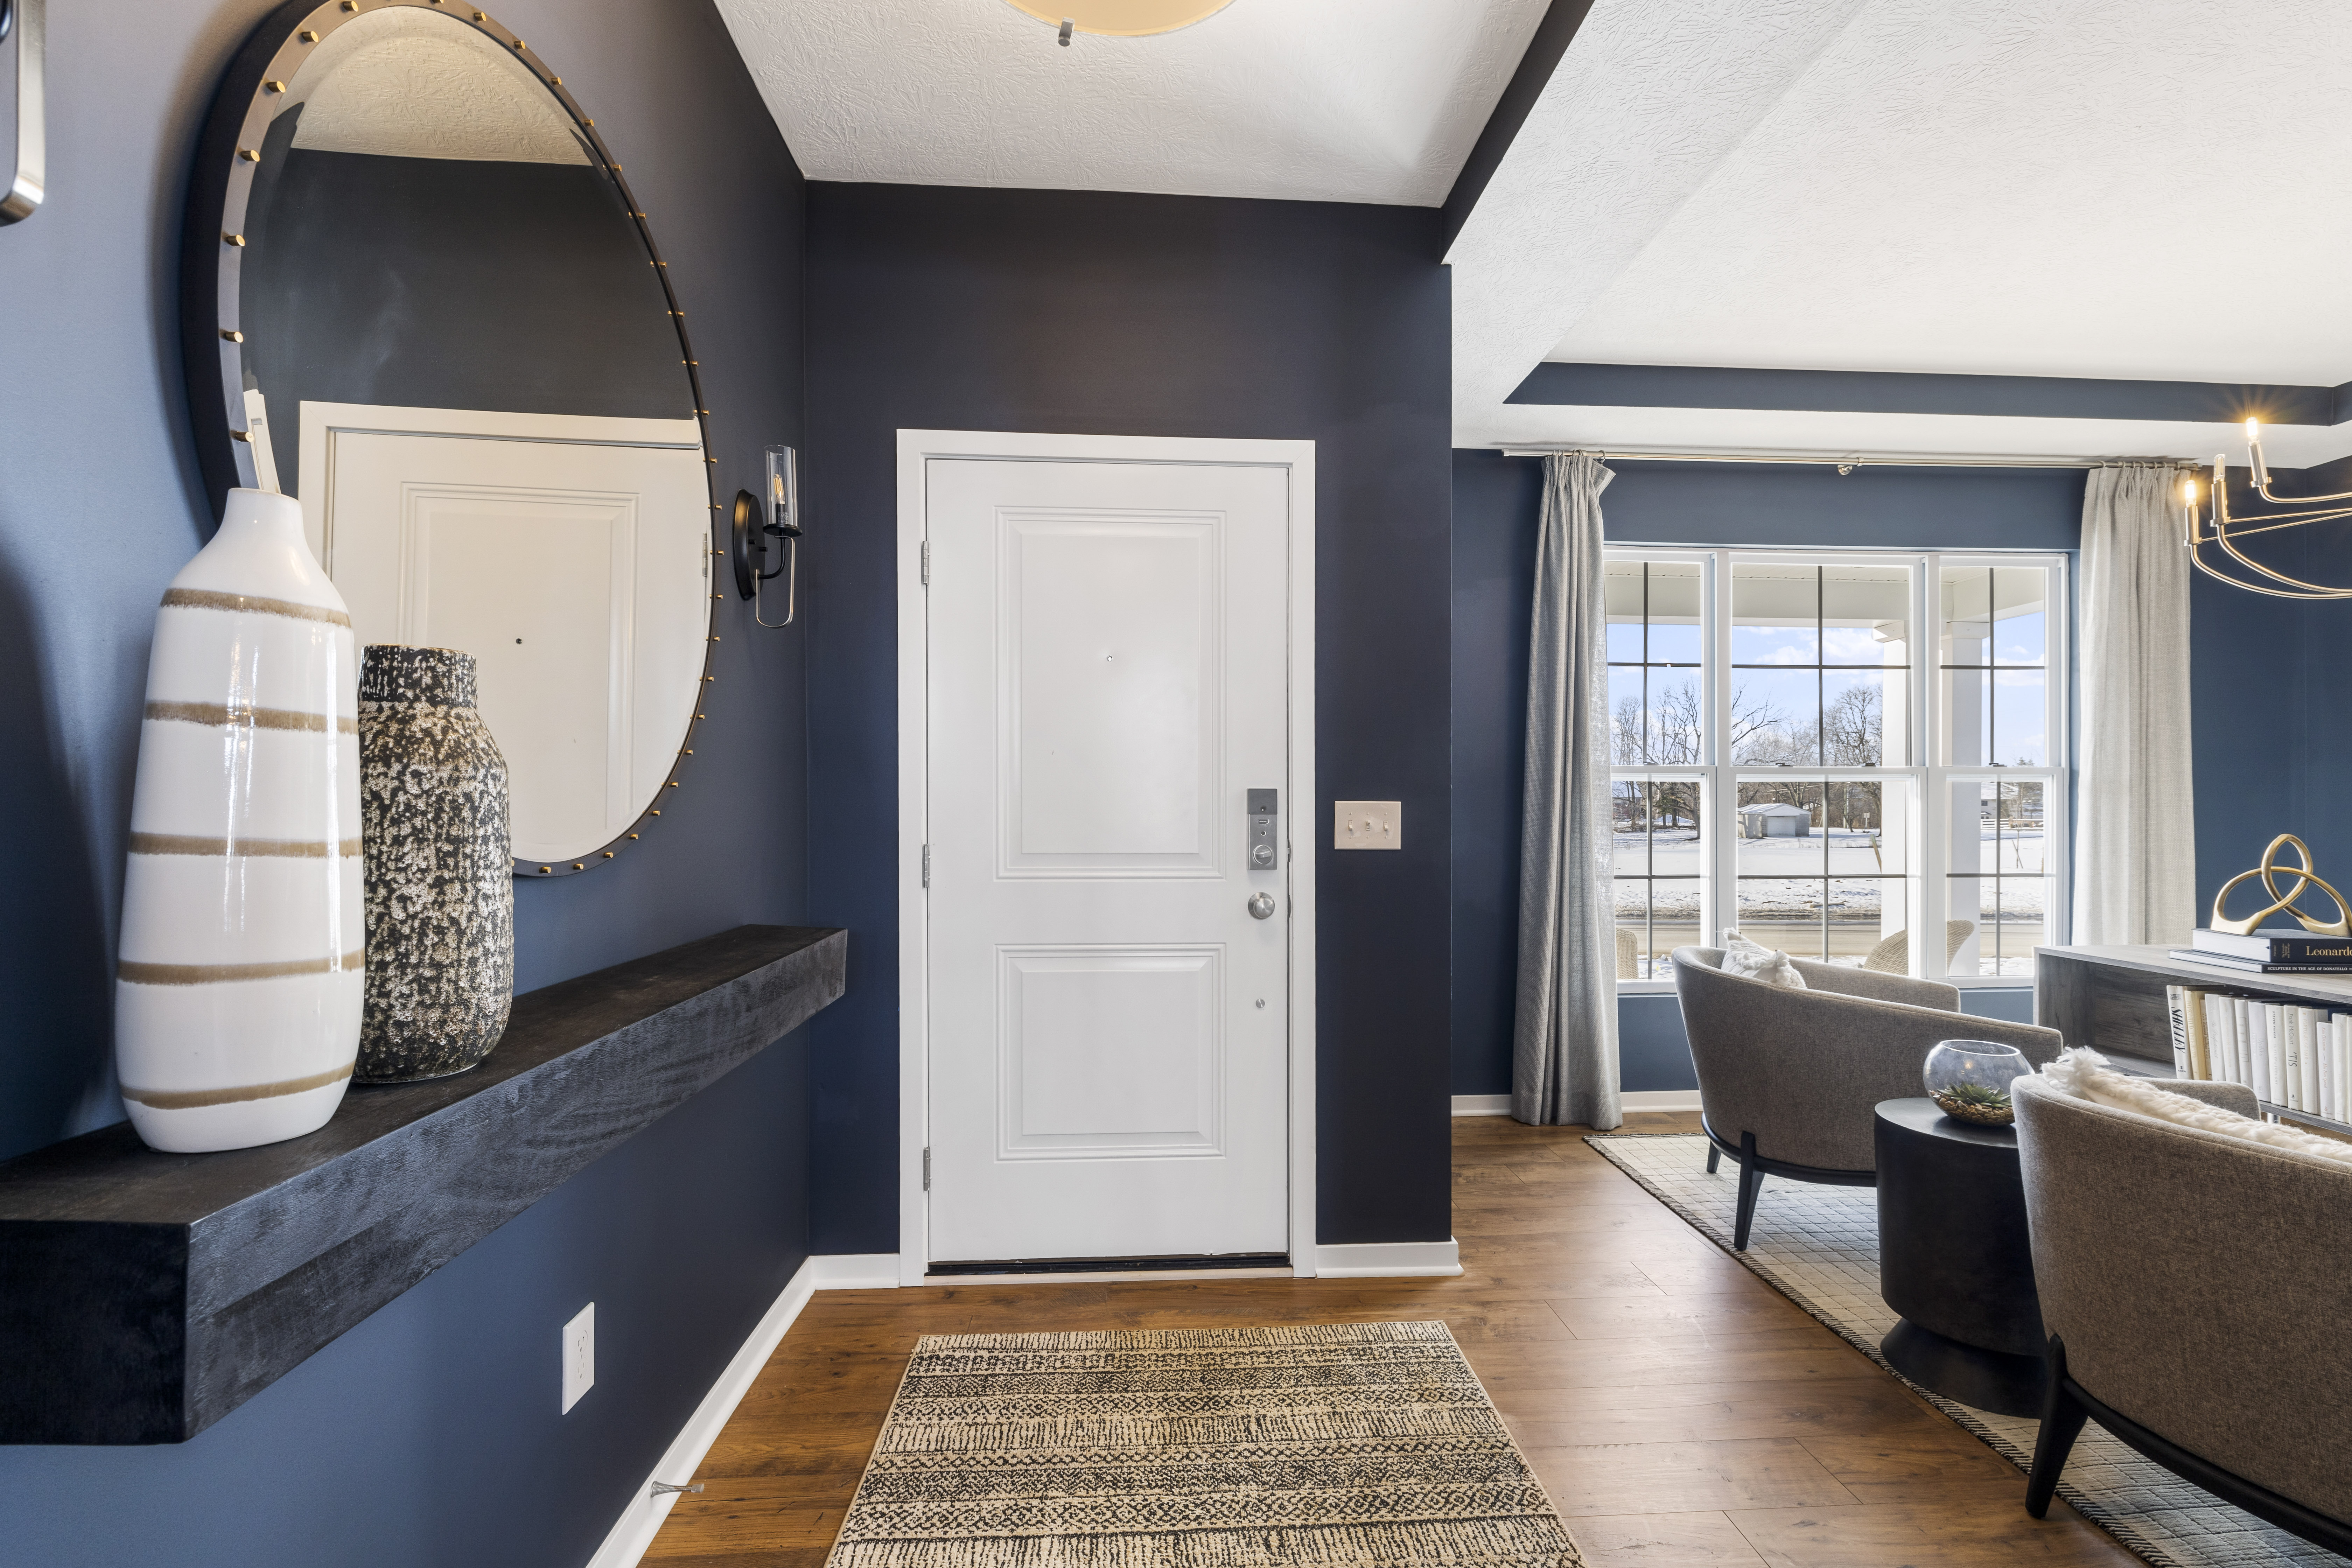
[1605,550,2068,984]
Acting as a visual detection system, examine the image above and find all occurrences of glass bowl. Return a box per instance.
[1923,1040,2029,1126]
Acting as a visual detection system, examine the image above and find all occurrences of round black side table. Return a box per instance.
[1874,1097,2047,1418]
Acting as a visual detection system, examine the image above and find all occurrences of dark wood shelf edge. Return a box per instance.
[0,923,845,1445]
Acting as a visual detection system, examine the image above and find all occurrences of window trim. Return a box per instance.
[1606,547,2071,992]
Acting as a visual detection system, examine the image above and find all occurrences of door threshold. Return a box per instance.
[925,1265,1297,1286]
[926,1252,1292,1286]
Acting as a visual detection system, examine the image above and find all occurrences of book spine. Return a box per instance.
[2194,932,2352,962]
[2234,993,2253,1087]
[2302,1007,2324,1113]
[2319,1017,2338,1121]
[2324,1011,2343,1124]
[2183,987,2212,1080]
[2165,986,2190,1077]
[2247,999,2270,1101]
[2265,1002,2289,1105]
[2283,1006,2304,1112]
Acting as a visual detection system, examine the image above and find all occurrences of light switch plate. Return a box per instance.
[1334,801,1401,849]
[561,1302,595,1414]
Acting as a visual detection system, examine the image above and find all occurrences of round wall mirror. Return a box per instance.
[184,0,713,877]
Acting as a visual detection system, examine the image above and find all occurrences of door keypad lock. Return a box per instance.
[1247,788,1279,871]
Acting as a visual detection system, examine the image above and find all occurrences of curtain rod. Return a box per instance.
[1493,446,2196,470]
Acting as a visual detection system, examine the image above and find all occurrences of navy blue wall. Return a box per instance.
[0,1,810,1561]
[1450,450,2082,1096]
[804,184,1456,1251]
[2190,461,2352,913]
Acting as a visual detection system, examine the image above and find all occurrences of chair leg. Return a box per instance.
[2026,1336,2087,1519]
[1732,1131,1762,1251]
[1706,1142,1720,1175]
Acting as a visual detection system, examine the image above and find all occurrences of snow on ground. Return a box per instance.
[1613,824,2047,976]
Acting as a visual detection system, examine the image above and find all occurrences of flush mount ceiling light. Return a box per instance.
[1004,0,1236,42]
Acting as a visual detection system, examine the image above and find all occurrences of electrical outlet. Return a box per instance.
[1334,801,1401,849]
[562,1303,595,1414]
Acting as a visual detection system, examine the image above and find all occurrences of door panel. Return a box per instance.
[1003,516,1220,874]
[927,456,1289,1265]
[999,945,1222,1157]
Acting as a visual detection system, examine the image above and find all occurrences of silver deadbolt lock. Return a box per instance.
[1248,788,1278,871]
[1248,892,1277,919]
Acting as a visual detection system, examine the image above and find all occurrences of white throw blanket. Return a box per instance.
[2038,1047,2352,1167]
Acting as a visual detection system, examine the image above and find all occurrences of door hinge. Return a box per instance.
[921,844,931,888]
[920,540,930,585]
[922,1147,931,1191]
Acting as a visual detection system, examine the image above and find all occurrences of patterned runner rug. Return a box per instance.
[825,1321,1585,1567]
[1587,1132,2346,1568]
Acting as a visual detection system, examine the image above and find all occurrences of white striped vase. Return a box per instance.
[115,488,364,1153]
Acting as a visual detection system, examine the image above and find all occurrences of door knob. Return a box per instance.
[1248,892,1276,919]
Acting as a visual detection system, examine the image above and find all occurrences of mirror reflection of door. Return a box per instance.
[301,406,707,864]
[224,2,711,873]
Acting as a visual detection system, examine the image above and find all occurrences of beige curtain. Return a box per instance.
[2074,464,2195,946]
[1513,454,1622,1128]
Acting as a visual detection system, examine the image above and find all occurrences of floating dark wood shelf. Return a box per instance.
[0,924,844,1445]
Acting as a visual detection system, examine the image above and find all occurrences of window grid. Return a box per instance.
[1607,549,2068,984]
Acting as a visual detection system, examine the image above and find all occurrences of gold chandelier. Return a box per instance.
[2182,418,2352,600]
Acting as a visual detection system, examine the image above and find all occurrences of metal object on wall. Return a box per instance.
[732,444,802,627]
[0,0,45,225]
[2185,419,2352,600]
[181,0,721,880]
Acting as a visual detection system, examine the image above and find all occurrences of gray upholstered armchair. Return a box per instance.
[1670,946,2062,1248]
[2014,1076,2352,1555]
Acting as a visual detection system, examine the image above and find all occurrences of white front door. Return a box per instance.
[925,453,1294,1265]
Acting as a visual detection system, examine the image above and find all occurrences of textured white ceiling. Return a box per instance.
[288,10,588,164]
[1452,0,2352,450]
[713,0,1550,204]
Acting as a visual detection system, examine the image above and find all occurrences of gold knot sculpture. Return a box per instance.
[2210,834,2352,937]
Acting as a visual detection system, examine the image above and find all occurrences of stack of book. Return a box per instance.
[2164,984,2352,1123]
[2172,927,2352,974]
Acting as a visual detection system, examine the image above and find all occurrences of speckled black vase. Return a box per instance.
[357,646,513,1083]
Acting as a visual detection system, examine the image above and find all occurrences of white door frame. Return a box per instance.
[896,429,1318,1287]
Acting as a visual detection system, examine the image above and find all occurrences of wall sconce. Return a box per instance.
[0,0,45,226]
[731,445,801,627]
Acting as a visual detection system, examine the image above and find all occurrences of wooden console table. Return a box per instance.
[2034,944,2352,1137]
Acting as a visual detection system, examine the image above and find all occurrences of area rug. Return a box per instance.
[825,1321,1585,1567]
[1587,1133,2347,1568]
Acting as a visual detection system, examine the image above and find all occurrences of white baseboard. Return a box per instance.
[811,1253,902,1289]
[1313,1238,1462,1278]
[586,1258,818,1568]
[586,1253,909,1568]
[1454,1091,1701,1116]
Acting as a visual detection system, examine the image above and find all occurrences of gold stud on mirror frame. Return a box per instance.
[298,29,320,41]
[237,148,261,162]
[221,329,244,342]
[2211,833,2352,937]
[263,80,287,93]
[223,233,246,246]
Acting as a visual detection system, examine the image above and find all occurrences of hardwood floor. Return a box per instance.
[646,1112,2136,1568]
